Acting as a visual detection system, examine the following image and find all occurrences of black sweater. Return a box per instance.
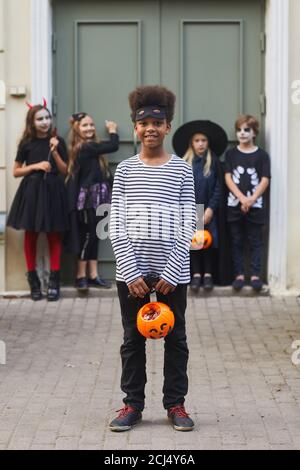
[76,133,119,187]
[16,136,68,175]
[66,132,119,212]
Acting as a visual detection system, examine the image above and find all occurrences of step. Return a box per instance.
[0,284,270,299]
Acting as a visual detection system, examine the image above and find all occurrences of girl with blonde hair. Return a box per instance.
[173,120,228,292]
[66,112,119,291]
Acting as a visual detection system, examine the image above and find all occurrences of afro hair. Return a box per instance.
[128,85,176,123]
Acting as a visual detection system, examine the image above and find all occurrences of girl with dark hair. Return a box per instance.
[7,101,68,301]
[66,113,119,292]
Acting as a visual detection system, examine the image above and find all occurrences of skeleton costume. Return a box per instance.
[224,146,271,278]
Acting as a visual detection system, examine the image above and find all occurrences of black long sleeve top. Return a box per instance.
[76,133,119,187]
[66,132,119,212]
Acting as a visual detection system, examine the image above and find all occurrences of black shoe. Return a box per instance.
[88,276,112,289]
[26,271,42,301]
[250,278,263,292]
[47,270,60,301]
[109,405,142,432]
[190,276,201,293]
[203,275,214,292]
[232,278,245,291]
[167,405,194,431]
[75,277,89,292]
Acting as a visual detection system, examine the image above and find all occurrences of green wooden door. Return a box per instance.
[53,0,265,282]
[53,0,162,282]
[160,0,265,149]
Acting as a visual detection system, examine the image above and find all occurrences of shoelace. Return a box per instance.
[116,405,136,417]
[169,405,189,418]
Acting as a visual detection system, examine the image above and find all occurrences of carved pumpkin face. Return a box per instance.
[137,302,175,339]
[191,229,212,250]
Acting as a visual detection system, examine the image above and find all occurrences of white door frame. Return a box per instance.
[31,0,52,104]
[265,0,289,294]
[30,0,290,293]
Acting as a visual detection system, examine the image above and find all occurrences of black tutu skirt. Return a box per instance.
[7,172,69,232]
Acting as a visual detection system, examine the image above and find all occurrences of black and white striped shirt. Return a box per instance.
[110,154,196,286]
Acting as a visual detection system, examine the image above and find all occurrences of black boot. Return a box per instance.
[27,271,42,301]
[47,270,60,301]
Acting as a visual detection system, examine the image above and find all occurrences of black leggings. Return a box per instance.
[78,209,100,261]
[229,220,263,277]
[190,248,214,276]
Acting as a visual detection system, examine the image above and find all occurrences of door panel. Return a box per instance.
[76,21,141,139]
[161,0,265,145]
[53,0,265,282]
[53,0,161,282]
[53,0,160,151]
[182,21,242,130]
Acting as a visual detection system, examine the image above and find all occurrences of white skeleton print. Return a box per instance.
[228,166,263,208]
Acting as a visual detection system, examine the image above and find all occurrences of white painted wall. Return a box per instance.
[4,0,31,291]
[0,0,5,291]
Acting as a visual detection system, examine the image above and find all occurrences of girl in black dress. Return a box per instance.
[7,102,68,301]
[66,113,119,292]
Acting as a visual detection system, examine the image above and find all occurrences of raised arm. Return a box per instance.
[87,133,119,155]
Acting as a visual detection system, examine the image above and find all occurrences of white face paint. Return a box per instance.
[34,108,51,136]
[236,125,256,145]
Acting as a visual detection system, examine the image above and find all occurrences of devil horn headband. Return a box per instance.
[26,97,48,109]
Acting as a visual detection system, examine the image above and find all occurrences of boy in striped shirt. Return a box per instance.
[109,85,196,432]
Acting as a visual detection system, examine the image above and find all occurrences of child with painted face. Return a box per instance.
[224,115,271,292]
[172,120,228,293]
[66,113,119,291]
[7,101,69,301]
[109,85,196,432]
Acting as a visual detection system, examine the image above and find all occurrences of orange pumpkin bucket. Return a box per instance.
[191,229,212,250]
[137,302,175,339]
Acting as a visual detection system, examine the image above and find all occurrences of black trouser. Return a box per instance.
[229,220,263,277]
[78,209,99,261]
[116,282,189,411]
[190,248,213,276]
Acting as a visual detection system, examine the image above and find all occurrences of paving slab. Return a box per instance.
[0,294,300,449]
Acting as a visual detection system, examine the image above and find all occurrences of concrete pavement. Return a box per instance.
[0,291,300,450]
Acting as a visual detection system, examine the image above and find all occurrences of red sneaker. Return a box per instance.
[168,404,194,431]
[109,405,142,432]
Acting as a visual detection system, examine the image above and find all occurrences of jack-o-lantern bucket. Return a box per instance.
[137,302,175,339]
[191,229,212,250]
